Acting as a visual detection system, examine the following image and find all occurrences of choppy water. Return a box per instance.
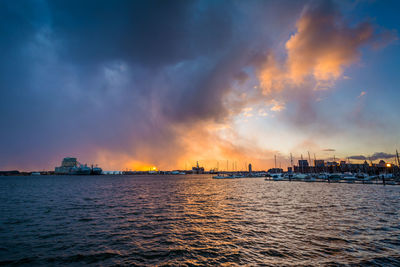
[0,175,399,266]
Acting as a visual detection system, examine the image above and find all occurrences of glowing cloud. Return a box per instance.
[258,1,375,95]
[269,100,285,112]
[285,2,373,83]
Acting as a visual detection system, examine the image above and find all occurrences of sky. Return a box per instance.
[1,0,399,171]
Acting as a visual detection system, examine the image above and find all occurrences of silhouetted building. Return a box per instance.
[314,160,325,167]
[55,157,78,174]
[326,161,339,167]
[297,160,309,173]
[298,160,309,167]
[192,161,204,174]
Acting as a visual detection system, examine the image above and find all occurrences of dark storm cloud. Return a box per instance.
[2,0,305,169]
[369,152,396,161]
[349,152,395,161]
[348,155,367,160]
[47,0,234,68]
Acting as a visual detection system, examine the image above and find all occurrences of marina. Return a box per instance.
[210,155,400,185]
[210,171,400,185]
[265,173,400,185]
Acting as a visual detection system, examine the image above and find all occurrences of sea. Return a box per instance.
[0,175,399,266]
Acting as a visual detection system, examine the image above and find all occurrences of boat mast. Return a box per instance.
[301,154,304,173]
[290,153,293,170]
[314,153,316,173]
[396,150,400,167]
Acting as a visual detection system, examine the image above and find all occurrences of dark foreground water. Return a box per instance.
[0,175,399,266]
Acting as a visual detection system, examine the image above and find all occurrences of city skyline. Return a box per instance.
[1,0,399,171]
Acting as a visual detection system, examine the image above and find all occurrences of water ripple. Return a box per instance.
[0,175,399,266]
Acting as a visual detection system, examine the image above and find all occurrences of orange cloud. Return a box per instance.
[269,99,285,112]
[259,54,288,95]
[246,1,396,134]
[258,2,375,94]
[286,4,373,83]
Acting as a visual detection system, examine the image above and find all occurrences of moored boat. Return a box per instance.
[91,167,103,175]
[213,174,235,179]
[272,173,284,181]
